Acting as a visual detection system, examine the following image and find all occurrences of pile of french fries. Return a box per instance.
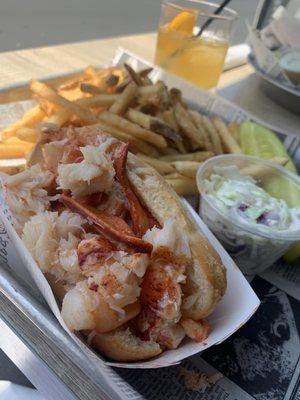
[0,63,245,194]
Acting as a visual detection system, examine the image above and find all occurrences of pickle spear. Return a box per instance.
[240,122,296,172]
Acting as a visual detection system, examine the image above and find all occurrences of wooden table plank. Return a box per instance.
[0,33,156,89]
[0,32,251,92]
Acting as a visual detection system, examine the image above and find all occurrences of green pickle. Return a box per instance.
[240,122,300,262]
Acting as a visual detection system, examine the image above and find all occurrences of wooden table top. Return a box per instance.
[0,32,253,91]
[1,31,298,136]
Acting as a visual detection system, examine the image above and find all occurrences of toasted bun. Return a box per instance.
[86,328,162,362]
[127,153,226,319]
[39,127,226,361]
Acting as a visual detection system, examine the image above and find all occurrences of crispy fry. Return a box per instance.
[158,81,170,110]
[138,83,163,97]
[212,117,242,154]
[81,70,120,93]
[30,80,98,124]
[159,147,179,156]
[16,127,38,143]
[161,108,186,153]
[105,74,120,87]
[228,121,240,143]
[159,151,214,162]
[138,104,158,115]
[165,172,184,179]
[33,94,57,116]
[44,94,118,128]
[124,63,144,86]
[139,67,153,78]
[116,77,131,93]
[95,122,159,157]
[137,154,175,174]
[174,102,204,149]
[46,109,71,126]
[166,176,198,196]
[1,106,45,139]
[171,161,202,178]
[0,145,27,159]
[0,137,34,159]
[138,68,153,85]
[80,83,104,95]
[137,83,166,108]
[98,111,167,148]
[78,94,119,108]
[150,118,181,141]
[126,108,180,141]
[188,110,213,152]
[58,75,85,91]
[109,82,137,115]
[169,88,186,108]
[201,115,223,154]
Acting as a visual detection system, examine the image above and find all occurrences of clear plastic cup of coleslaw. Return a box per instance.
[196,154,300,275]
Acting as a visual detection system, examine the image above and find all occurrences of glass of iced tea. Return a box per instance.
[155,0,237,89]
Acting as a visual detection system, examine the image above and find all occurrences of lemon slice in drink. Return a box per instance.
[240,122,300,262]
[166,10,197,35]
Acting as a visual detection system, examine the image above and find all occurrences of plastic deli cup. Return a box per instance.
[196,155,300,275]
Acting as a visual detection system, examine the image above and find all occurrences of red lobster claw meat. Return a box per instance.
[113,143,157,237]
[60,194,152,254]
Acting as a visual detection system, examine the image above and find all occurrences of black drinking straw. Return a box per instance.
[197,0,232,37]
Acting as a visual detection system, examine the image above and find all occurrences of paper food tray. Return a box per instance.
[0,48,272,370]
[0,183,260,369]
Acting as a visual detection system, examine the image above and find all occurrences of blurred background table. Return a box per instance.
[0,31,299,399]
[0,32,299,135]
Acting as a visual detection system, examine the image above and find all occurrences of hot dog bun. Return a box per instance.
[86,328,162,362]
[126,153,226,319]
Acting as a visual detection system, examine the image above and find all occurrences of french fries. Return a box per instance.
[212,117,242,154]
[1,106,45,140]
[30,80,98,124]
[228,121,240,143]
[126,109,180,141]
[137,154,175,174]
[98,111,167,149]
[200,115,223,154]
[109,82,137,115]
[16,127,38,143]
[80,83,104,95]
[166,176,198,196]
[124,63,144,86]
[0,63,263,196]
[171,161,202,179]
[95,122,159,157]
[188,110,213,152]
[0,137,34,159]
[78,94,119,108]
[159,151,214,162]
[173,102,205,149]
